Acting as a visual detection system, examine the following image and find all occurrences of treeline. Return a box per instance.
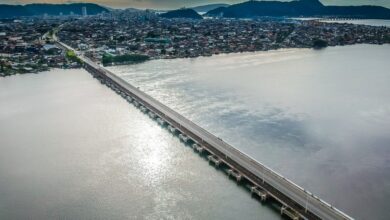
[66,50,82,64]
[102,53,149,66]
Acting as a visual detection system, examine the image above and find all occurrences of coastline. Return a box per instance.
[104,43,390,67]
[3,43,390,75]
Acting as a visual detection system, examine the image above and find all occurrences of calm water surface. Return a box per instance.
[295,18,390,27]
[320,19,390,27]
[0,69,280,220]
[109,44,390,220]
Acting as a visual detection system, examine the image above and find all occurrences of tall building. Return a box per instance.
[82,7,87,17]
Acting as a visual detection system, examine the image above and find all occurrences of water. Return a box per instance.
[320,19,390,27]
[0,69,280,219]
[294,18,390,27]
[109,44,390,220]
[1,44,389,220]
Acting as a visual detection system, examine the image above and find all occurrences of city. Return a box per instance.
[1,1,390,220]
[1,9,389,75]
[58,13,390,63]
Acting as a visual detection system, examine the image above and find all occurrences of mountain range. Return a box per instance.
[206,0,390,19]
[160,8,203,19]
[1,1,390,20]
[0,3,109,18]
[191,3,229,13]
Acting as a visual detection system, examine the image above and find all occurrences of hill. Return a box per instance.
[0,3,109,18]
[191,3,229,13]
[160,8,203,19]
[206,0,390,19]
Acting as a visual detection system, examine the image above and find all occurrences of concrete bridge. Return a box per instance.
[55,39,354,220]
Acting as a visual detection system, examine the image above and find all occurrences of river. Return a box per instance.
[294,18,390,27]
[108,44,390,220]
[0,69,280,219]
[0,44,389,220]
[320,19,390,27]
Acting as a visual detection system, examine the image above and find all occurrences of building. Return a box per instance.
[82,7,87,17]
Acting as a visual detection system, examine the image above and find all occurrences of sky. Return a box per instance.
[0,0,389,9]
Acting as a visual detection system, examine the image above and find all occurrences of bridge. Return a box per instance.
[55,39,354,220]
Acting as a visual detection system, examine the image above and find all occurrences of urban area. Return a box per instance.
[1,9,390,76]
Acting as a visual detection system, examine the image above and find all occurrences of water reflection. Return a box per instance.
[110,44,390,220]
[0,69,280,220]
[321,19,390,27]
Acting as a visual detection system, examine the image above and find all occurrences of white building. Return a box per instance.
[82,7,87,17]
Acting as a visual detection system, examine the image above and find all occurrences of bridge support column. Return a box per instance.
[179,134,189,143]
[148,111,157,119]
[168,125,176,133]
[250,186,268,201]
[192,144,204,153]
[280,206,300,220]
[157,118,166,126]
[208,155,222,167]
[227,169,242,182]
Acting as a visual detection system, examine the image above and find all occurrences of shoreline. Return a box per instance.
[0,66,81,77]
[2,43,389,76]
[105,43,390,67]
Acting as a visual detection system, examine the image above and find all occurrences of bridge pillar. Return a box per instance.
[179,134,189,143]
[157,118,166,126]
[250,186,268,201]
[192,144,204,153]
[148,111,157,119]
[140,106,148,113]
[208,155,222,167]
[280,206,300,220]
[227,169,242,182]
[126,96,133,103]
[168,125,176,133]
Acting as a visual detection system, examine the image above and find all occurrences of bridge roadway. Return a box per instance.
[56,40,354,220]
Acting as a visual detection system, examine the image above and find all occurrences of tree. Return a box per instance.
[312,38,328,49]
[102,53,149,66]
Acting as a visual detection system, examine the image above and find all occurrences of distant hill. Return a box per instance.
[0,3,109,18]
[206,6,227,17]
[0,5,29,18]
[206,0,390,19]
[123,8,141,13]
[191,3,229,13]
[160,8,203,19]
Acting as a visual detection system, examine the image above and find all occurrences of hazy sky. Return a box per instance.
[1,0,390,9]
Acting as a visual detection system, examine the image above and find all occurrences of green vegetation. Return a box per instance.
[0,60,49,76]
[384,34,390,43]
[102,53,150,66]
[66,50,82,64]
[66,50,76,58]
[312,38,328,49]
[0,60,4,73]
